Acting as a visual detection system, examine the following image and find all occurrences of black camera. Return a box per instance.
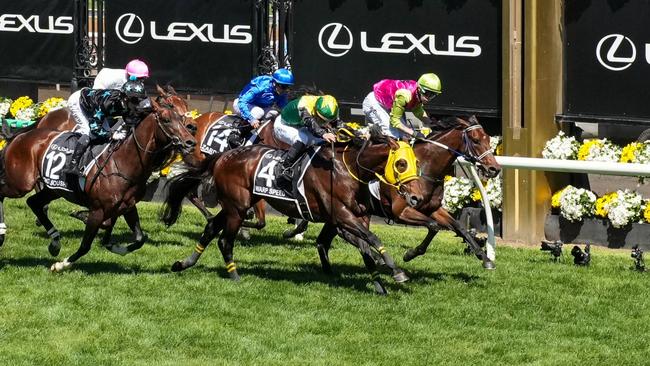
[631,245,645,272]
[540,240,563,260]
[571,244,591,266]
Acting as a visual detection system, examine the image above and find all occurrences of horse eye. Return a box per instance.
[395,159,408,173]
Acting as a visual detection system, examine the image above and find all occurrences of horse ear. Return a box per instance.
[167,85,177,95]
[469,115,478,124]
[150,97,161,110]
[156,84,166,96]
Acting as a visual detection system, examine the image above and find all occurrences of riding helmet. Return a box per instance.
[121,79,147,99]
[417,73,442,95]
[272,68,295,86]
[125,59,150,79]
[315,95,338,122]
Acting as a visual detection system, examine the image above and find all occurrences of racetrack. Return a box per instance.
[0,197,648,365]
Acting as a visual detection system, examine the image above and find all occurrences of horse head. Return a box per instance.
[458,115,501,178]
[156,84,197,135]
[150,98,196,155]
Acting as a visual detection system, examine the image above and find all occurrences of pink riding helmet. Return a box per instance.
[125,59,149,78]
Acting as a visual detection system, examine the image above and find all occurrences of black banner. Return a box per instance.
[291,0,501,116]
[565,1,650,121]
[0,1,73,83]
[105,0,254,94]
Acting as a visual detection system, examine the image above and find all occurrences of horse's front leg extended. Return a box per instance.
[122,207,148,254]
[171,211,225,272]
[51,209,103,272]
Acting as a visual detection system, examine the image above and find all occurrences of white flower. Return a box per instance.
[0,101,11,117]
[606,189,643,228]
[489,136,502,154]
[542,132,580,160]
[578,138,621,162]
[558,185,596,222]
[14,106,36,121]
[485,174,503,210]
[442,176,474,213]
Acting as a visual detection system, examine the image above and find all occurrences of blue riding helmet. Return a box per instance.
[272,68,294,86]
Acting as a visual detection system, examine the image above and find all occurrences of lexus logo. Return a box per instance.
[115,13,145,44]
[318,23,353,57]
[597,34,636,71]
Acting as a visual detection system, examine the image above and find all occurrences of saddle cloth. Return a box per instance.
[200,115,257,155]
[253,146,321,221]
[41,132,110,192]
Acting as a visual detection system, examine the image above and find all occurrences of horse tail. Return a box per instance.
[160,153,223,227]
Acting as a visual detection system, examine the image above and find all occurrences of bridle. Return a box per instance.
[132,105,189,155]
[420,122,494,166]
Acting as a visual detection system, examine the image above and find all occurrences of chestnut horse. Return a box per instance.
[161,137,425,295]
[0,99,196,271]
[312,116,502,272]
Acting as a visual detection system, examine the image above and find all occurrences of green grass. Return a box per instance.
[0,197,649,365]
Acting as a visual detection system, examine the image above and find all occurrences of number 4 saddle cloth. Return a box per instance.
[41,132,111,192]
[253,146,322,221]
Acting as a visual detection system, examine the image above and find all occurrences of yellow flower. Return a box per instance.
[551,188,566,208]
[444,175,453,182]
[495,144,503,156]
[620,142,641,163]
[595,192,617,218]
[37,97,65,118]
[224,109,233,115]
[0,139,5,150]
[185,109,200,119]
[471,188,482,202]
[644,201,650,223]
[578,140,601,161]
[10,96,33,118]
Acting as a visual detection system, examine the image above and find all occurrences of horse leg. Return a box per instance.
[283,218,308,241]
[216,210,244,281]
[434,209,495,270]
[171,211,225,272]
[187,189,213,220]
[122,207,148,254]
[26,190,62,257]
[315,222,337,275]
[50,209,103,272]
[390,206,444,262]
[99,217,118,252]
[336,227,388,295]
[0,198,5,248]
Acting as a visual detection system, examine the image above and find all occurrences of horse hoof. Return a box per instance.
[171,261,185,272]
[483,261,496,270]
[392,271,409,283]
[229,271,241,281]
[48,241,61,257]
[373,282,388,296]
[0,234,4,248]
[50,259,72,272]
[282,229,294,239]
[293,233,304,241]
[403,250,417,262]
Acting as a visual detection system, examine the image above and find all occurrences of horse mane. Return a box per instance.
[427,115,477,137]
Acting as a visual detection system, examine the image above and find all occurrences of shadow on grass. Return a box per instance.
[0,256,171,275]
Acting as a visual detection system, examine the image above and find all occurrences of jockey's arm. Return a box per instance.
[237,87,260,124]
[389,91,415,136]
[298,106,327,138]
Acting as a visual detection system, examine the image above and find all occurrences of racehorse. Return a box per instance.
[161,136,425,295]
[33,86,194,250]
[310,116,501,272]
[0,98,196,271]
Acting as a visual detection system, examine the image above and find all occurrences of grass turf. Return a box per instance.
[0,197,648,365]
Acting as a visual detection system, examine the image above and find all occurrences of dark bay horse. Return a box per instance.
[161,137,425,295]
[313,116,501,272]
[0,99,196,271]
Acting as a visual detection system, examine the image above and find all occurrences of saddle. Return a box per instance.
[41,132,112,192]
[200,114,255,155]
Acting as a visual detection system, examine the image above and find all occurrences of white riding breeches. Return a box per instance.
[67,90,90,135]
[273,115,323,146]
[362,92,405,139]
[233,98,278,124]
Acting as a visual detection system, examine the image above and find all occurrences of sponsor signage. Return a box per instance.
[0,1,73,82]
[106,0,254,93]
[565,1,650,120]
[292,0,501,116]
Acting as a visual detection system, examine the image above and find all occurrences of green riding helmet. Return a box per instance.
[417,73,442,95]
[315,95,339,122]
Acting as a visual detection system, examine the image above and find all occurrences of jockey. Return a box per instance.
[362,73,441,140]
[93,59,150,89]
[274,94,339,184]
[62,79,149,176]
[233,68,294,130]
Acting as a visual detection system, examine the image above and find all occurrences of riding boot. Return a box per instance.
[62,134,90,176]
[277,141,306,185]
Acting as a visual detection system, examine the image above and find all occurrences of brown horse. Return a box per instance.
[161,137,425,295]
[312,116,502,272]
[0,99,196,271]
[34,86,194,249]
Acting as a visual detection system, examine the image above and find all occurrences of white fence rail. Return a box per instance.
[459,156,650,262]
